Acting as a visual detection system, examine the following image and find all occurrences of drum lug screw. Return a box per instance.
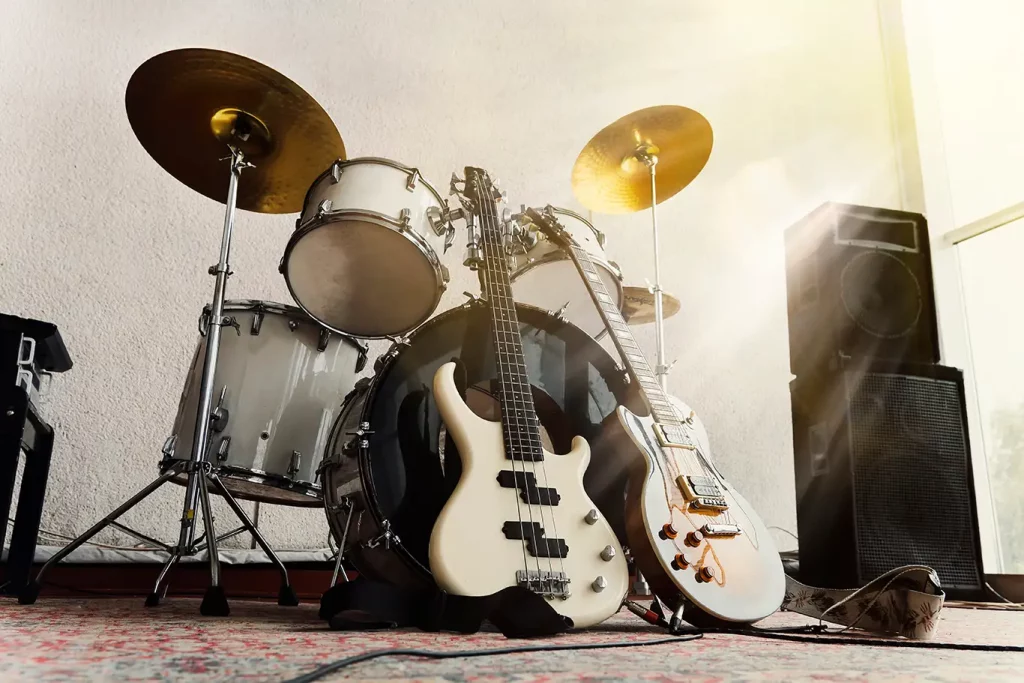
[331,161,343,184]
[406,168,420,191]
[399,208,412,231]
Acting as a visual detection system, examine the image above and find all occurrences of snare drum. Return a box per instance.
[512,207,623,338]
[162,300,368,506]
[281,158,454,339]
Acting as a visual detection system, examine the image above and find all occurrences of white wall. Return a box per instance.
[0,0,903,553]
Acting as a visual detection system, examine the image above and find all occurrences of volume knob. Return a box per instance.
[584,509,599,525]
[697,566,716,583]
[591,576,608,592]
[684,530,704,548]
[600,545,617,561]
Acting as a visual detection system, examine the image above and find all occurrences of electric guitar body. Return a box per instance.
[427,168,628,629]
[611,398,785,623]
[523,205,785,624]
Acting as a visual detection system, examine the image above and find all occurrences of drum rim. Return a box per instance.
[279,215,447,340]
[207,299,369,353]
[323,300,630,577]
[163,461,323,505]
[298,156,445,218]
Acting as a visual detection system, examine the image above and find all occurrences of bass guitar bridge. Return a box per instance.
[516,569,570,600]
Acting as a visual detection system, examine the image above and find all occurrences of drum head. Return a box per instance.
[285,220,441,338]
[347,303,630,577]
[512,259,622,338]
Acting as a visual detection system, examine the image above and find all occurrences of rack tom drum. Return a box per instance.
[281,157,454,339]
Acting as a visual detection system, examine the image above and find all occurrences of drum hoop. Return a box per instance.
[299,156,445,215]
[280,212,447,340]
[217,465,322,493]
[207,300,369,355]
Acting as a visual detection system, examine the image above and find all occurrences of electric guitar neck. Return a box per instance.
[524,205,785,624]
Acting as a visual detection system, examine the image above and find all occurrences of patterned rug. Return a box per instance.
[0,597,1021,681]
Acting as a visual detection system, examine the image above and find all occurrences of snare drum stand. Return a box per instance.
[19,148,298,615]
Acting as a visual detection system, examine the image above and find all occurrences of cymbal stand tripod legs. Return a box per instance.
[18,148,298,614]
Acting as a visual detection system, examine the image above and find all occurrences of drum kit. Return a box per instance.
[19,48,714,615]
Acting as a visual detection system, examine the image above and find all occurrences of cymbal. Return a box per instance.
[571,105,712,214]
[621,286,681,325]
[125,48,345,213]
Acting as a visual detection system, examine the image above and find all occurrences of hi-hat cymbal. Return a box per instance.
[125,48,346,213]
[621,286,681,325]
[571,105,712,214]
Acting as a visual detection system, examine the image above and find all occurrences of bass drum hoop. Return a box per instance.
[322,300,630,586]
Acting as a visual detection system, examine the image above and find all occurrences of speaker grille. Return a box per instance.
[848,372,981,589]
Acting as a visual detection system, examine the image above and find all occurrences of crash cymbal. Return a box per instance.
[571,105,712,214]
[125,48,345,213]
[621,286,681,325]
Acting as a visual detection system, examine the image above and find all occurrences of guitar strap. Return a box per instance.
[319,577,572,637]
[780,565,945,640]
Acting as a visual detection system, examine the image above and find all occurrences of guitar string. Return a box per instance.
[482,186,560,585]
[476,177,543,581]
[481,191,566,586]
[476,181,533,579]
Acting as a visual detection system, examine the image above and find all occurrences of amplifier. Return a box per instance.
[790,361,985,600]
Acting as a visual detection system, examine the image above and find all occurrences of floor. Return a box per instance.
[0,597,1021,681]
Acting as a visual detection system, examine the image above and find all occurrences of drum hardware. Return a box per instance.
[572,104,713,390]
[19,49,348,614]
[216,438,231,462]
[328,498,356,587]
[287,451,302,478]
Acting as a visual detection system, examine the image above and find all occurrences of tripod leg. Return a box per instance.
[330,502,354,587]
[18,468,180,604]
[145,551,182,607]
[209,473,298,606]
[197,473,229,616]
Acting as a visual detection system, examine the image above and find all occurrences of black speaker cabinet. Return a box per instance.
[785,202,940,376]
[791,361,985,600]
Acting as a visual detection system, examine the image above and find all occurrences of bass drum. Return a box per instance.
[321,301,632,587]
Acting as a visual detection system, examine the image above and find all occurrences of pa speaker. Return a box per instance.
[790,361,984,600]
[785,202,939,376]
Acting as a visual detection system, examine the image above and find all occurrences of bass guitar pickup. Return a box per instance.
[675,475,729,512]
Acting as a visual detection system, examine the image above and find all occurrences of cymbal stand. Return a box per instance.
[635,146,670,392]
[19,147,298,615]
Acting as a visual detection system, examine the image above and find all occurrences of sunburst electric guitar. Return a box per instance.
[428,169,629,628]
[525,206,785,625]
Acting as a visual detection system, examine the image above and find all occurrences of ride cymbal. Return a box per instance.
[125,48,345,213]
[571,105,712,214]
[621,286,681,325]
